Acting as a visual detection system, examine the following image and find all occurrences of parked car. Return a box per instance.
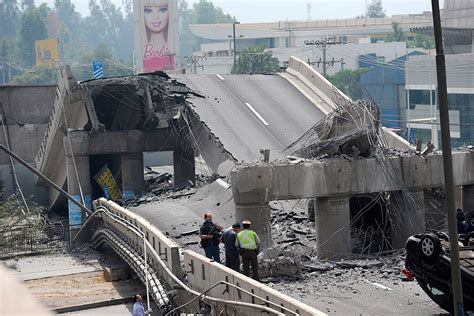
[405,231,474,313]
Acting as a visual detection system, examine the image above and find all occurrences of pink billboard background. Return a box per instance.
[134,0,179,73]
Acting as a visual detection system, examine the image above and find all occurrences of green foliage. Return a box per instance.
[189,0,234,24]
[11,65,57,85]
[231,47,280,75]
[367,0,386,18]
[408,34,435,49]
[327,68,369,100]
[78,43,133,79]
[0,0,20,38]
[385,22,406,42]
[82,0,133,59]
[17,6,47,67]
[180,0,235,56]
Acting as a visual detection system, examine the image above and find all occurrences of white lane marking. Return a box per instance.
[244,102,269,126]
[216,74,225,81]
[216,179,230,189]
[369,281,392,291]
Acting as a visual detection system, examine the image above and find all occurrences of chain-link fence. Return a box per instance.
[0,223,70,258]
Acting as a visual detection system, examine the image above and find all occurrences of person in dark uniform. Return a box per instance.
[199,212,223,262]
[221,223,241,271]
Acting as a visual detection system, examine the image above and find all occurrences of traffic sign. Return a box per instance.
[92,60,104,79]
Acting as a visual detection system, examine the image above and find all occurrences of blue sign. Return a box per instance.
[92,61,104,79]
[408,129,415,144]
[68,194,91,228]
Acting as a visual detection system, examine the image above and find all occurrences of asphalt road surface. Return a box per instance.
[130,182,448,316]
[174,73,325,162]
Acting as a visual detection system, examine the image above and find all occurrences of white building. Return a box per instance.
[187,14,433,74]
[405,0,474,147]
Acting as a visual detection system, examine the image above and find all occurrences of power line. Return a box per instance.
[304,39,344,76]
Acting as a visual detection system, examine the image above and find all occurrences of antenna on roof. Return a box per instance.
[307,2,311,21]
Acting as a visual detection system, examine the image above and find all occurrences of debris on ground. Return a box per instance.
[124,169,215,207]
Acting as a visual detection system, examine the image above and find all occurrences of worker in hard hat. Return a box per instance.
[235,219,261,281]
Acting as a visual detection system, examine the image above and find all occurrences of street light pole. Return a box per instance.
[431,1,464,315]
[233,22,240,66]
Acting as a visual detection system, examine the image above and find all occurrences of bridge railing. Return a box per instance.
[89,198,327,315]
[184,250,326,316]
[93,198,183,282]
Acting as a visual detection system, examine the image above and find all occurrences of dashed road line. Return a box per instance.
[216,179,230,189]
[369,281,393,291]
[244,102,269,126]
[216,74,225,81]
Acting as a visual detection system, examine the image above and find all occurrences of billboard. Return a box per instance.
[35,39,59,68]
[133,0,179,73]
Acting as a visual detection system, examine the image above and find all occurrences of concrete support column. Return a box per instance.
[173,147,195,188]
[66,155,92,238]
[121,152,144,199]
[315,196,351,259]
[235,203,272,250]
[462,185,474,212]
[391,190,426,249]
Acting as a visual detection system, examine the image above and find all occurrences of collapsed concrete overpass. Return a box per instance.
[34,56,416,253]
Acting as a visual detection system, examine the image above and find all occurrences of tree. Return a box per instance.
[82,0,133,59]
[408,34,435,49]
[17,6,47,67]
[0,0,20,38]
[180,0,235,56]
[54,0,81,45]
[189,0,234,24]
[327,68,369,100]
[385,22,406,42]
[231,47,280,75]
[11,65,57,84]
[367,0,386,18]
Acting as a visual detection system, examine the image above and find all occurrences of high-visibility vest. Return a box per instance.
[237,229,257,250]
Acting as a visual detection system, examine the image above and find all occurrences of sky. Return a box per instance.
[35,0,445,22]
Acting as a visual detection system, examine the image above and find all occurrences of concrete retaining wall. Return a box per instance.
[184,250,326,316]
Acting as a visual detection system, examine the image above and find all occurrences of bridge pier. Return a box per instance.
[66,155,92,239]
[234,203,272,250]
[173,147,195,188]
[121,152,144,199]
[315,196,351,259]
[390,190,426,249]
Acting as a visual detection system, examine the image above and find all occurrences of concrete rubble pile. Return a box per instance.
[81,72,202,132]
[261,201,408,288]
[124,169,215,207]
[286,99,381,160]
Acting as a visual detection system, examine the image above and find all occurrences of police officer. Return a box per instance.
[235,219,260,281]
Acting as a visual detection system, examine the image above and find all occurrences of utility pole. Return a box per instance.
[184,56,205,74]
[233,22,240,66]
[304,39,343,76]
[1,42,6,84]
[431,1,464,315]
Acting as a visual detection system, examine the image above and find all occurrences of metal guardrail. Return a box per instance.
[0,223,70,258]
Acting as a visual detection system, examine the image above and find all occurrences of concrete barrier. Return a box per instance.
[286,56,349,110]
[183,250,326,316]
[381,127,412,150]
[286,56,412,150]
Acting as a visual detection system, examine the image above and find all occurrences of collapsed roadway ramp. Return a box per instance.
[34,57,409,232]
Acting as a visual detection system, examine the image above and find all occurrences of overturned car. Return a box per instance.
[405,232,474,312]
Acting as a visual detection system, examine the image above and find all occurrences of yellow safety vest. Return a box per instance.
[237,230,257,250]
